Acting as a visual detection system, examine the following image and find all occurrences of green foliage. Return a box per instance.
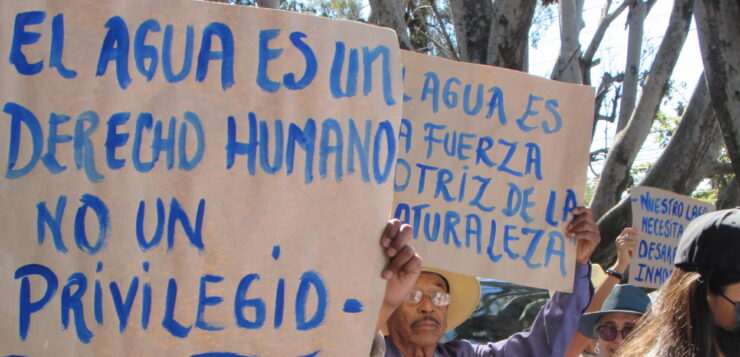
[277,1,320,14]
[696,147,735,203]
[530,1,556,49]
[207,0,257,5]
[584,178,598,205]
[644,110,732,204]
[308,0,365,20]
[692,182,718,203]
[206,0,321,14]
[406,1,433,52]
[650,110,680,148]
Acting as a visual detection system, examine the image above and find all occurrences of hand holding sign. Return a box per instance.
[0,0,403,355]
[567,207,602,264]
[381,219,422,283]
[394,51,595,292]
[614,227,638,272]
[377,219,421,331]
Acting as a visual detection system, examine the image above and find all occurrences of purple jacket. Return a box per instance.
[384,263,592,357]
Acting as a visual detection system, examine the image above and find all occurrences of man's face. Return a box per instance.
[596,312,640,357]
[387,272,449,349]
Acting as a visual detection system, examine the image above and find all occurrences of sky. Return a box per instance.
[349,0,705,187]
[528,0,704,178]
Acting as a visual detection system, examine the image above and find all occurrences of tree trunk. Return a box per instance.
[590,0,694,220]
[694,0,740,186]
[616,0,647,132]
[594,74,721,264]
[639,78,721,194]
[486,0,536,70]
[256,0,279,9]
[550,0,584,83]
[448,0,492,64]
[716,177,740,209]
[368,0,415,50]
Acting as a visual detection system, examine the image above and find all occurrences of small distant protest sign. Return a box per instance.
[392,51,595,292]
[629,186,715,289]
[0,0,401,355]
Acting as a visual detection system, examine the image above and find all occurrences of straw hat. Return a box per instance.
[421,266,481,331]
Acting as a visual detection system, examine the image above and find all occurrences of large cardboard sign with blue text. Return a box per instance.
[0,0,402,355]
[629,187,715,289]
[393,51,594,292]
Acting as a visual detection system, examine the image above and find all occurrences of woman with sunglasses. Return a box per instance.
[565,228,639,357]
[576,284,650,357]
[616,207,740,357]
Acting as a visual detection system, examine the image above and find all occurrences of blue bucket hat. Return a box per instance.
[674,207,740,273]
[577,284,650,339]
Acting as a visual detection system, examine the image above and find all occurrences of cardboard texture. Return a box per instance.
[629,186,715,289]
[394,51,594,292]
[1,0,603,354]
[0,0,401,355]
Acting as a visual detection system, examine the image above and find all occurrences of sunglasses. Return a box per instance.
[403,290,451,307]
[720,292,740,329]
[720,292,739,307]
[595,324,634,341]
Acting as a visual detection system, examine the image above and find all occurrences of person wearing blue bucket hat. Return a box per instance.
[616,207,740,357]
[576,284,649,357]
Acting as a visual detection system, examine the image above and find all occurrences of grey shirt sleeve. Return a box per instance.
[370,330,386,357]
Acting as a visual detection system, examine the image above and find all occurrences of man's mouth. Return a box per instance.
[411,317,440,330]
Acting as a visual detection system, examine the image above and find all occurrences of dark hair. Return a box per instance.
[691,274,717,357]
[706,269,740,295]
[616,269,740,357]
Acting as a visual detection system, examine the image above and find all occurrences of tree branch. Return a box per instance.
[581,1,629,85]
[256,0,279,9]
[705,162,735,177]
[716,177,740,209]
[550,0,584,82]
[429,0,458,61]
[449,0,492,64]
[695,0,740,179]
[417,29,455,59]
[486,0,536,69]
[594,74,721,264]
[589,0,694,220]
[368,0,415,50]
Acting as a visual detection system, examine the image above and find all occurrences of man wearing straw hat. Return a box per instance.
[373,207,601,357]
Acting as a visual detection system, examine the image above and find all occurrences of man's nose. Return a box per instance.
[613,331,625,343]
[418,294,435,313]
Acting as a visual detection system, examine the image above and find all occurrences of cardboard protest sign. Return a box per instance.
[629,186,715,289]
[0,0,402,355]
[392,51,594,292]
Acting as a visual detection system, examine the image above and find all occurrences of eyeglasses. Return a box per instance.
[595,324,634,341]
[720,292,740,307]
[403,289,451,307]
[720,292,740,330]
